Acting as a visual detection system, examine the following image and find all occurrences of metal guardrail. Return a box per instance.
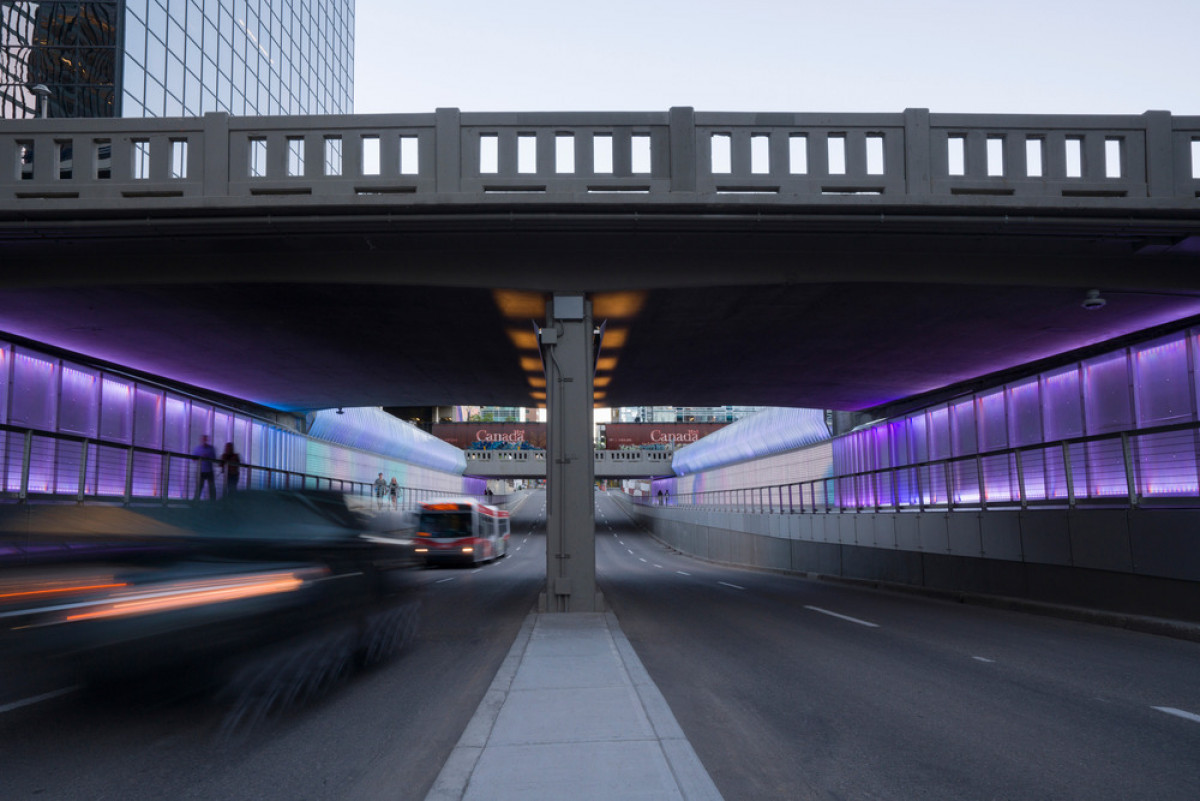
[636,421,1200,513]
[462,448,673,477]
[0,422,461,509]
[2,108,1197,206]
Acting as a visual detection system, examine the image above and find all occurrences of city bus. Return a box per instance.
[413,498,510,566]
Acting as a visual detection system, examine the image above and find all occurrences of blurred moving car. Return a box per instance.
[0,491,423,726]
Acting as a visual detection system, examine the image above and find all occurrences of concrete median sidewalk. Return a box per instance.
[425,611,723,801]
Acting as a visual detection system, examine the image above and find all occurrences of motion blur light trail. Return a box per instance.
[61,569,314,623]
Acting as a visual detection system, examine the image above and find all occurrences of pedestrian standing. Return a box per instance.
[193,435,217,500]
[221,442,241,496]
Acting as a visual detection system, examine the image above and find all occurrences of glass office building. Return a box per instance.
[1,0,353,119]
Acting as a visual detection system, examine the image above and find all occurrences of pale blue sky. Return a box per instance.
[354,0,1199,116]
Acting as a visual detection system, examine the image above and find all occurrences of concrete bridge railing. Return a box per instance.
[3,108,1198,208]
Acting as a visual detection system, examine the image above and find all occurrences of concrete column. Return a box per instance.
[541,293,599,612]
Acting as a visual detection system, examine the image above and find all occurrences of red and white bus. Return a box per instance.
[413,498,511,565]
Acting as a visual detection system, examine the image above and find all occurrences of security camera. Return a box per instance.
[1081,289,1106,310]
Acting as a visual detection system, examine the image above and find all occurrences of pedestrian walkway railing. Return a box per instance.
[0,422,459,509]
[462,448,673,475]
[3,109,1197,206]
[637,420,1200,513]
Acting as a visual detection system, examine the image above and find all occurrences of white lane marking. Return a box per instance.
[676,571,691,576]
[1153,706,1200,724]
[654,564,663,569]
[627,549,634,555]
[804,605,880,628]
[0,686,80,714]
[718,581,745,590]
[972,656,996,663]
[639,558,648,563]
[435,577,456,584]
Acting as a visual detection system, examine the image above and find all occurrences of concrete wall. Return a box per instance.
[619,497,1200,622]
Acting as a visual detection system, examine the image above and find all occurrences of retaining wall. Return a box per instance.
[619,497,1200,622]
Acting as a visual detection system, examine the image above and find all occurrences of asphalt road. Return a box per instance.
[0,493,548,801]
[5,490,1199,800]
[594,492,1200,800]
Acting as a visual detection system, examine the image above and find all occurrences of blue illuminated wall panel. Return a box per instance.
[0,339,474,502]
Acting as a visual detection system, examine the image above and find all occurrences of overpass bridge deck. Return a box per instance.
[3,108,1198,212]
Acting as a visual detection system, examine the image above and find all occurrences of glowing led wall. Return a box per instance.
[650,329,1200,509]
[0,341,474,500]
[833,329,1200,506]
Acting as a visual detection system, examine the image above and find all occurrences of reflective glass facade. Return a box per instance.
[2,0,353,119]
[2,2,119,117]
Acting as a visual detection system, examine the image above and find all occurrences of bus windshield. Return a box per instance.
[417,511,472,538]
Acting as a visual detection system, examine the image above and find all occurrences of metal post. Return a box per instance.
[916,464,926,511]
[1121,433,1138,507]
[542,293,598,612]
[1015,449,1027,508]
[944,460,954,510]
[77,440,89,503]
[19,430,32,501]
[976,455,986,510]
[1062,442,1076,508]
[124,447,134,505]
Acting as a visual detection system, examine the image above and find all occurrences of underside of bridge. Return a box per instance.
[2,204,1199,415]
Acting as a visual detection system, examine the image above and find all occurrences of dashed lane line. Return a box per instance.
[972,656,996,663]
[718,581,745,590]
[0,686,80,715]
[804,605,879,628]
[1153,706,1200,724]
[435,577,456,584]
[676,571,691,576]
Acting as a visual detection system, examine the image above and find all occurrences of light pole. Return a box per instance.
[31,84,52,118]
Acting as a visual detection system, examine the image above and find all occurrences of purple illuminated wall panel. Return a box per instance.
[951,399,976,457]
[926,407,950,503]
[100,377,133,442]
[0,344,9,494]
[1132,336,1192,427]
[164,396,190,498]
[59,363,99,437]
[10,353,56,492]
[950,399,979,503]
[213,411,232,452]
[11,351,57,431]
[190,404,212,450]
[1081,352,1135,497]
[1042,368,1083,440]
[0,343,10,423]
[1006,379,1042,447]
[976,390,1007,451]
[1083,353,1133,435]
[133,387,163,448]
